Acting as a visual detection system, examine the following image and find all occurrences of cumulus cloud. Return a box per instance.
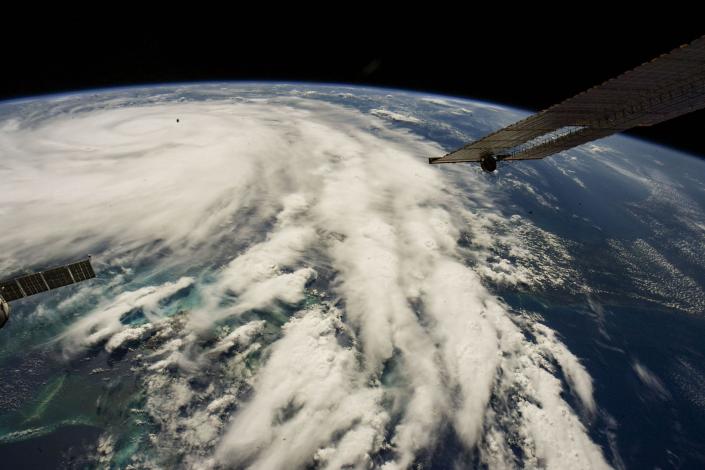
[59,276,194,353]
[215,306,388,469]
[370,108,421,123]
[0,86,609,469]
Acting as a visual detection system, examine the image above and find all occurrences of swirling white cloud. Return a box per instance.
[0,88,610,469]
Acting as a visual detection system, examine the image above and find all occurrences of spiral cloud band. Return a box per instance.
[0,86,610,469]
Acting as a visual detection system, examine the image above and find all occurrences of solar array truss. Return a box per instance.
[0,258,96,302]
[430,35,705,165]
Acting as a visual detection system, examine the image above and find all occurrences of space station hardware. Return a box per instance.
[430,35,705,171]
[0,257,96,329]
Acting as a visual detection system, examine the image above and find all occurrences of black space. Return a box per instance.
[2,18,704,157]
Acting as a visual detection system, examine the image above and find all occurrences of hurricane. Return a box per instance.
[2,84,705,469]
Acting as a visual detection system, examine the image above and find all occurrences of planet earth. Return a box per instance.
[1,83,704,469]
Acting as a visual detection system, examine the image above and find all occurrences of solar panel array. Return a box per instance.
[431,35,705,164]
[0,258,95,302]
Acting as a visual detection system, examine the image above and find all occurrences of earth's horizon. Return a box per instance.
[1,82,704,469]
